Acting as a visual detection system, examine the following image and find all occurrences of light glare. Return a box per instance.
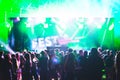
[109,23,114,30]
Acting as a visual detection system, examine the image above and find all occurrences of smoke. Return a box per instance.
[28,0,119,18]
[61,0,114,17]
[8,0,119,18]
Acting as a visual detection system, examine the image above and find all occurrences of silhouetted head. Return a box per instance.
[4,54,11,61]
[90,48,99,56]
[79,50,84,56]
[0,51,4,57]
[31,53,35,59]
[24,53,30,60]
[84,50,88,57]
[40,51,45,56]
[11,54,16,59]
[68,48,73,53]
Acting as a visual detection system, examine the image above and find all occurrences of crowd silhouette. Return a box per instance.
[0,47,120,80]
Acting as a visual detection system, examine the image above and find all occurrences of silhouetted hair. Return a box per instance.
[68,48,73,53]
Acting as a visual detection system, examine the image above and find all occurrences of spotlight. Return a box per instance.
[0,45,3,47]
[96,25,102,29]
[78,24,83,29]
[44,24,48,28]
[109,23,114,31]
[14,17,20,22]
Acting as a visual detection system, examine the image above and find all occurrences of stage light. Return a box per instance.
[25,22,31,27]
[34,17,45,26]
[27,17,34,27]
[5,22,11,28]
[0,40,15,54]
[44,24,48,28]
[0,44,3,47]
[86,18,94,25]
[87,18,105,29]
[78,24,83,29]
[109,23,114,30]
[96,18,106,29]
[96,25,102,29]
[14,17,20,22]
[102,69,105,72]
[102,74,106,79]
[52,57,60,64]
[27,17,46,28]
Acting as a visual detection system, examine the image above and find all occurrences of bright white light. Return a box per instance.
[35,17,45,24]
[86,18,94,25]
[78,24,83,29]
[27,17,45,27]
[97,25,102,29]
[27,17,34,26]
[44,24,48,28]
[26,23,31,27]
[16,17,20,21]
[0,41,15,54]
[87,18,105,29]
[5,22,11,28]
[96,18,105,29]
[0,45,3,47]
[56,25,64,35]
[109,23,114,30]
[25,0,112,18]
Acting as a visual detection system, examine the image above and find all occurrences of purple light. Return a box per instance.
[14,17,20,22]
